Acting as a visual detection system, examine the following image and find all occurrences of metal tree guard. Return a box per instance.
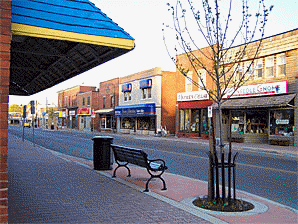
[210,151,239,202]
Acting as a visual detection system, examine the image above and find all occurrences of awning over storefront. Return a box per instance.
[115,103,156,117]
[95,108,114,114]
[213,94,296,109]
[178,100,213,109]
[10,0,135,96]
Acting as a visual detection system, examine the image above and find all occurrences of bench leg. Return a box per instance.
[144,176,167,192]
[112,164,131,178]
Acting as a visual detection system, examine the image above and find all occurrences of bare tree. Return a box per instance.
[164,0,273,202]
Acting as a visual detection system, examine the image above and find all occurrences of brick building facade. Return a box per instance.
[0,1,10,222]
[57,86,96,130]
[95,78,119,132]
[219,29,298,146]
[76,89,99,131]
[176,29,298,146]
[175,46,215,138]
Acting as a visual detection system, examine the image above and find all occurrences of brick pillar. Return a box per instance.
[0,0,11,223]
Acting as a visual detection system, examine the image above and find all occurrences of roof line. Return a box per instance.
[12,23,135,50]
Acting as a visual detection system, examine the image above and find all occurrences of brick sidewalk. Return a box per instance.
[8,134,214,223]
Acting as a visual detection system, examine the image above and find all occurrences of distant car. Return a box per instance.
[24,122,31,128]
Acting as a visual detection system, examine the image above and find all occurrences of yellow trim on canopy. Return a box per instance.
[11,23,135,50]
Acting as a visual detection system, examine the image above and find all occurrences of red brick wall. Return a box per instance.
[98,78,119,109]
[161,71,177,134]
[0,0,11,222]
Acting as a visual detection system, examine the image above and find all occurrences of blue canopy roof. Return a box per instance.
[11,0,134,49]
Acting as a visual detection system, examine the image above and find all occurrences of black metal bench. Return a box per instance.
[111,144,168,192]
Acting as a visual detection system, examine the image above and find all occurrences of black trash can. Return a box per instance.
[92,136,113,170]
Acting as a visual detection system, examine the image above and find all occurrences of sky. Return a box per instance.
[8,0,298,106]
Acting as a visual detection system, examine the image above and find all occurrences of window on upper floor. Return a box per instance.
[103,97,106,108]
[254,59,263,79]
[82,97,85,106]
[111,96,114,107]
[244,61,253,80]
[276,53,286,76]
[234,64,243,82]
[64,96,68,107]
[265,56,274,78]
[185,71,193,92]
[197,69,206,90]
[124,92,131,102]
[87,96,90,106]
[142,88,152,99]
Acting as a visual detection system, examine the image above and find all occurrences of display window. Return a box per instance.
[179,108,208,134]
[246,110,267,134]
[270,109,294,136]
[231,110,245,133]
[137,117,155,131]
[121,117,135,129]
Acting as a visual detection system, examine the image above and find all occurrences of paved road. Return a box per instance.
[9,125,297,209]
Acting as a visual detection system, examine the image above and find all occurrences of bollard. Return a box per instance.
[92,136,113,170]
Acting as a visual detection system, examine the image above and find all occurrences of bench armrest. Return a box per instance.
[148,159,167,171]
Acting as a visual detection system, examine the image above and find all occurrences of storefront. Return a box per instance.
[115,103,156,135]
[95,109,115,131]
[77,108,91,131]
[177,91,213,138]
[68,109,78,129]
[221,81,296,146]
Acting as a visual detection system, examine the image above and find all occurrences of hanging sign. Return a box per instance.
[208,106,212,118]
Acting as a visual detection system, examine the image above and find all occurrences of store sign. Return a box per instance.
[177,90,209,102]
[69,110,76,116]
[59,111,66,118]
[276,119,289,125]
[77,108,91,115]
[224,81,287,98]
[115,103,156,117]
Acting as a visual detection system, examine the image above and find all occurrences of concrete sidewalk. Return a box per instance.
[8,133,297,223]
[8,134,213,223]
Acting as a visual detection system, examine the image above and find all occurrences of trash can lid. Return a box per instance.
[92,136,113,140]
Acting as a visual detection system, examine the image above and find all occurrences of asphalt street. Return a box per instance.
[8,125,297,210]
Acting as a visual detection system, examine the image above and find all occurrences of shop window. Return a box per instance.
[190,110,200,132]
[244,61,253,80]
[121,117,135,129]
[276,53,286,76]
[265,56,274,78]
[234,64,243,82]
[179,109,207,133]
[124,92,131,101]
[254,59,263,79]
[185,71,193,92]
[137,117,155,131]
[231,111,245,133]
[270,109,294,136]
[142,88,152,99]
[246,110,267,134]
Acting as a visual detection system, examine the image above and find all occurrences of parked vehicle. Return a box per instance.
[24,122,31,128]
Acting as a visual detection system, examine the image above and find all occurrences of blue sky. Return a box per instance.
[9,0,298,106]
